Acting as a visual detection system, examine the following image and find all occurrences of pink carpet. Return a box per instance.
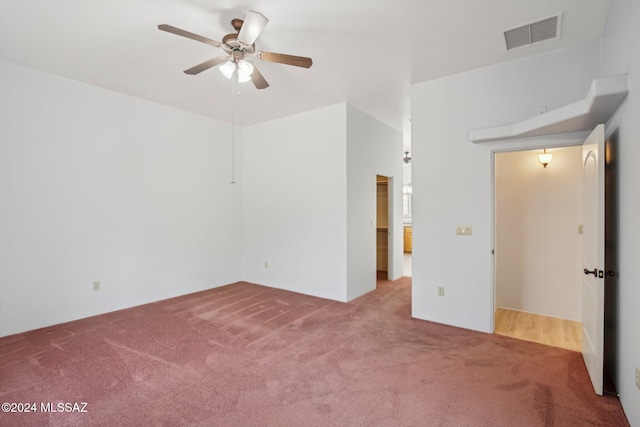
[0,277,629,426]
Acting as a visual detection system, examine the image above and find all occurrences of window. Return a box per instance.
[403,184,412,218]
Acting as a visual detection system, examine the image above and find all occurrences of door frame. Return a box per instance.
[488,126,615,397]
[387,175,397,280]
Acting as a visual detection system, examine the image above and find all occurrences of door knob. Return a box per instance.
[584,268,597,276]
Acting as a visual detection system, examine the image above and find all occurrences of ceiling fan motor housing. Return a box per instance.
[222,35,255,54]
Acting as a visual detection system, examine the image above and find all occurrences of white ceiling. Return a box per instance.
[0,0,614,132]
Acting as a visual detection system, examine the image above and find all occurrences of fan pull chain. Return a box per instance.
[231,111,236,184]
[230,70,238,184]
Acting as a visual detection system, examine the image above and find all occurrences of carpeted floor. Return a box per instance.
[0,277,629,426]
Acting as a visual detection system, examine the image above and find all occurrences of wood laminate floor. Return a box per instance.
[494,308,582,352]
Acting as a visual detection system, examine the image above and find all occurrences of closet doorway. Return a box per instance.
[376,175,391,279]
[493,147,583,352]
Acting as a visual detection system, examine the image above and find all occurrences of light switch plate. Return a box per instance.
[456,225,472,236]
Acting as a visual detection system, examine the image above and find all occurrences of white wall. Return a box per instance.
[346,105,403,300]
[600,0,640,424]
[0,60,243,337]
[495,147,583,321]
[403,119,413,187]
[242,104,348,301]
[411,42,601,332]
[242,104,402,303]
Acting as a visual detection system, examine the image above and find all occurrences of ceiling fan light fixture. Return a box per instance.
[237,72,252,83]
[237,59,254,79]
[220,60,236,79]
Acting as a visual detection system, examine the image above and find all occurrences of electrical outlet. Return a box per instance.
[93,281,100,291]
[636,366,640,390]
[456,225,472,236]
[438,287,445,297]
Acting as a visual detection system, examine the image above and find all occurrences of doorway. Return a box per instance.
[492,127,618,396]
[493,147,584,351]
[402,182,412,277]
[376,175,390,280]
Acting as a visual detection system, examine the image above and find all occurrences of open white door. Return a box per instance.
[581,124,605,395]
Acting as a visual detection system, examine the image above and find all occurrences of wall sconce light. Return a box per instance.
[538,149,552,168]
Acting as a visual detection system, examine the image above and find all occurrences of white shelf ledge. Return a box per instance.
[470,74,628,144]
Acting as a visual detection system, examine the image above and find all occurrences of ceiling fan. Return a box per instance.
[158,10,313,90]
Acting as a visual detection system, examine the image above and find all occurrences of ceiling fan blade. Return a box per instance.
[184,57,228,75]
[237,11,268,46]
[158,24,221,48]
[258,51,313,68]
[250,65,269,90]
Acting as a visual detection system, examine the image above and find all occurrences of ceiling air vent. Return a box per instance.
[502,13,562,51]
